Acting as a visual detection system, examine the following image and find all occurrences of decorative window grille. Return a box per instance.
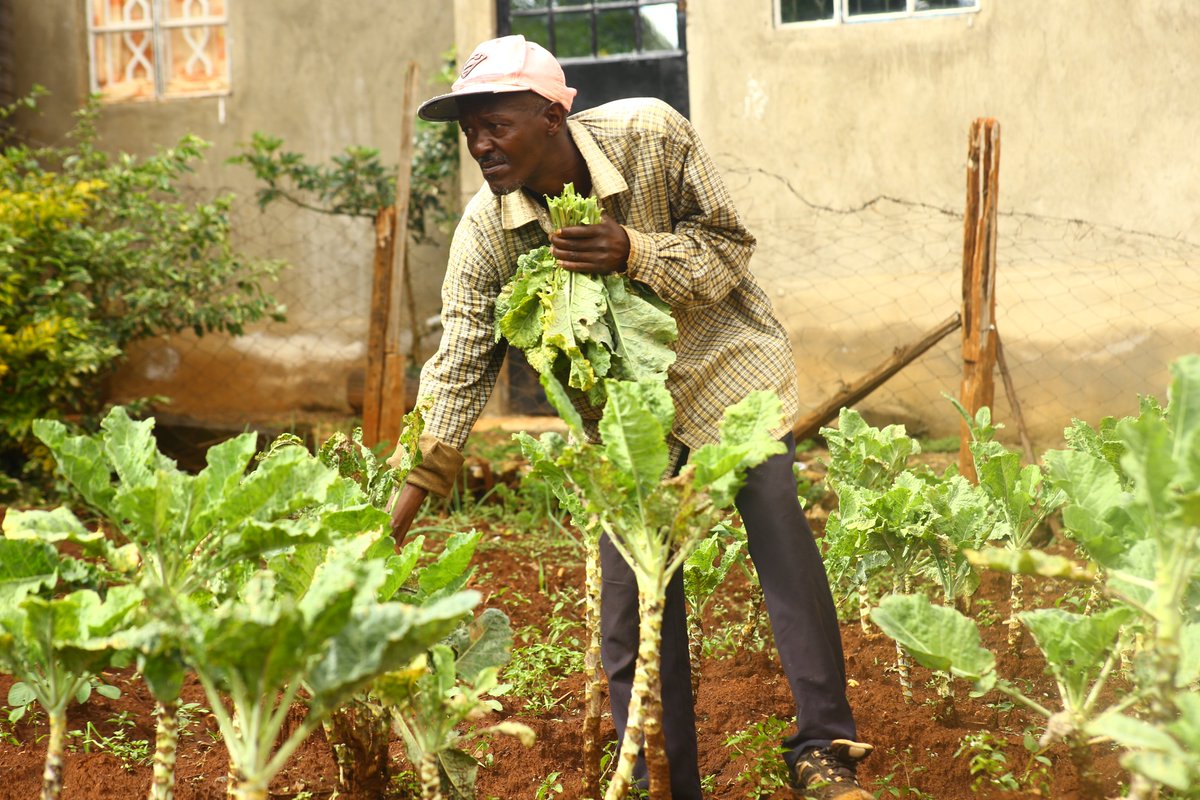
[87,0,230,102]
[779,0,978,26]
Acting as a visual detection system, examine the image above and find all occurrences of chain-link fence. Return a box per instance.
[115,186,1200,450]
[735,192,1200,444]
[113,190,443,431]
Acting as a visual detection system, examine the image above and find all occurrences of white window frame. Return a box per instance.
[86,0,232,101]
[776,0,979,28]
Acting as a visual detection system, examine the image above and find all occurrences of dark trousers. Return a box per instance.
[600,434,857,799]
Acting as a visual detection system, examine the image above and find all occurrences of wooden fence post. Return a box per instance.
[363,61,420,449]
[959,118,1001,481]
[362,206,397,448]
[378,62,421,446]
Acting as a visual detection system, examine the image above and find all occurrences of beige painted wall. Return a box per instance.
[10,0,455,422]
[13,1,1199,443]
[689,1,1200,239]
[684,0,1200,444]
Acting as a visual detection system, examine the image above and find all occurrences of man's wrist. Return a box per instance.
[401,434,465,497]
[621,225,650,279]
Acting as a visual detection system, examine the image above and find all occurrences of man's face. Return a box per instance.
[457,92,553,196]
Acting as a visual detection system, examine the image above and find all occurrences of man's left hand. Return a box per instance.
[550,214,630,274]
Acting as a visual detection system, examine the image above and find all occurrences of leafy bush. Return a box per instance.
[228,116,459,240]
[0,89,285,495]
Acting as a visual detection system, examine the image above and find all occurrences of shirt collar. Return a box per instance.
[498,118,630,232]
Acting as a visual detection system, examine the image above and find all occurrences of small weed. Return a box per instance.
[955,731,1020,792]
[595,739,650,799]
[489,585,531,609]
[503,616,585,712]
[972,597,1002,628]
[1019,728,1054,796]
[0,717,20,746]
[471,737,494,769]
[700,598,773,659]
[873,743,936,796]
[534,771,563,799]
[67,714,152,771]
[6,681,38,725]
[873,771,937,799]
[986,698,1017,714]
[724,716,791,798]
[175,701,209,738]
[391,768,422,796]
[871,745,932,798]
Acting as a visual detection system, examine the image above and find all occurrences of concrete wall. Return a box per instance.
[690,1,1200,237]
[13,2,1199,443]
[685,0,1200,444]
[9,1,454,423]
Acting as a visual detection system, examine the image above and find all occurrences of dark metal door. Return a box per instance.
[497,0,689,118]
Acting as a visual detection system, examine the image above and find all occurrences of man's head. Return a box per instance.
[455,90,568,196]
[418,36,580,197]
[417,35,576,123]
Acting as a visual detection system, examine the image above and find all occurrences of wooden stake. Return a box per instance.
[362,205,397,447]
[378,61,421,446]
[959,118,1001,482]
[792,312,962,443]
[363,61,420,449]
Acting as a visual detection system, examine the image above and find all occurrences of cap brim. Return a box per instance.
[417,83,536,122]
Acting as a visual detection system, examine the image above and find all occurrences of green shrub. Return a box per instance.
[0,89,285,495]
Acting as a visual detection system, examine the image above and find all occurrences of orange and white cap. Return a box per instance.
[417,35,578,122]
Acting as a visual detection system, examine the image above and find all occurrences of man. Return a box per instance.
[388,34,873,800]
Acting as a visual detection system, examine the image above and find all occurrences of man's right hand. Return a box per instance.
[389,483,429,548]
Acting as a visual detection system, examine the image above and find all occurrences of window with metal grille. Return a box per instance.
[779,0,978,26]
[87,0,230,102]
[500,0,683,62]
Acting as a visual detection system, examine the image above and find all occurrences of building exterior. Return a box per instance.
[7,0,1199,444]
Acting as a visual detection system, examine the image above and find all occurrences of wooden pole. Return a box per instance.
[959,118,1001,482]
[363,61,420,449]
[362,206,397,447]
[792,312,962,443]
[378,61,421,446]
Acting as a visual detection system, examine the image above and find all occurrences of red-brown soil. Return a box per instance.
[0,485,1125,800]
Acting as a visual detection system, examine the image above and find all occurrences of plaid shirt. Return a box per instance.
[398,97,800,496]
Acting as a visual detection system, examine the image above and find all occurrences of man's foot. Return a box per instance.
[789,739,874,800]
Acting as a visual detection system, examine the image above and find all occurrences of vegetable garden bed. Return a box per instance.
[0,432,1127,800]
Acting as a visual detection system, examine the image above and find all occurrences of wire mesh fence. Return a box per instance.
[117,186,1200,451]
[113,190,433,431]
[749,195,1200,444]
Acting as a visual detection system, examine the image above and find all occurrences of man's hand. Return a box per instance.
[388,483,429,549]
[550,213,631,274]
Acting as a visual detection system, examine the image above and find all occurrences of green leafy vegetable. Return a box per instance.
[865,355,1200,799]
[0,584,140,800]
[182,552,477,800]
[520,380,784,798]
[494,184,677,408]
[380,608,533,800]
